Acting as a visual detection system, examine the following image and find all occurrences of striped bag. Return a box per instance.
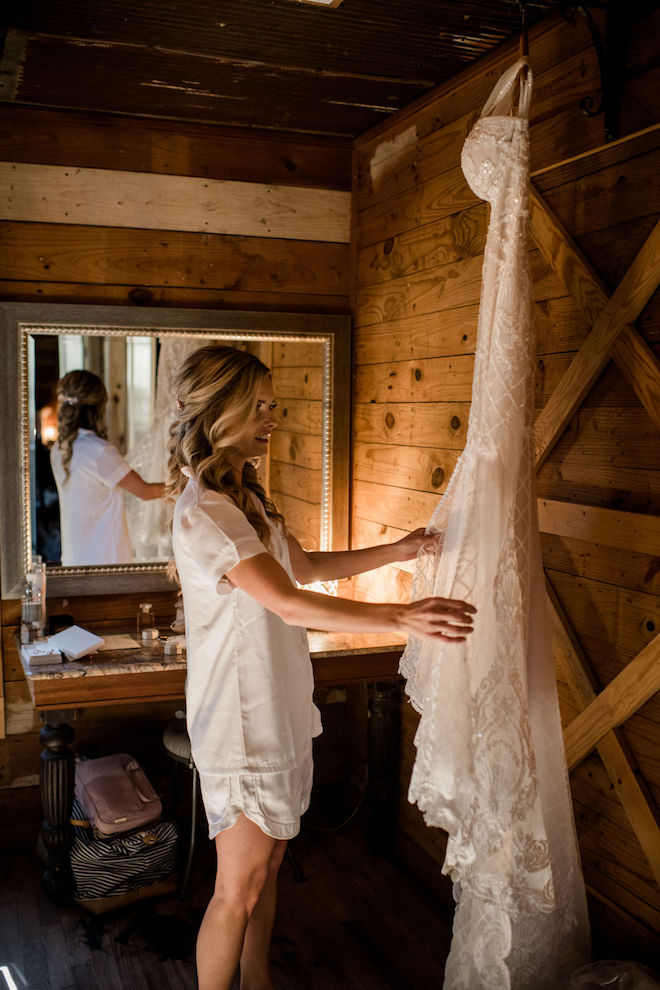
[70,798,178,908]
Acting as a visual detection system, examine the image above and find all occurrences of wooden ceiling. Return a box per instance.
[2,0,557,137]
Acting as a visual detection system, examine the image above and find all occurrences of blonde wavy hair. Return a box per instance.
[55,370,108,481]
[167,344,285,569]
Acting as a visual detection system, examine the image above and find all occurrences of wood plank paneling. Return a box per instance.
[2,162,351,243]
[356,203,488,286]
[532,125,660,191]
[355,351,580,407]
[354,402,470,449]
[353,480,437,533]
[277,398,324,436]
[355,354,475,404]
[269,338,326,549]
[270,431,323,472]
[540,532,660,595]
[353,442,459,496]
[271,495,321,551]
[358,111,477,211]
[538,455,660,515]
[547,570,659,670]
[355,296,591,365]
[543,406,660,470]
[537,149,660,240]
[539,500,660,554]
[0,280,350,315]
[0,106,352,189]
[271,366,324,402]
[0,222,349,295]
[269,462,321,505]
[356,249,564,328]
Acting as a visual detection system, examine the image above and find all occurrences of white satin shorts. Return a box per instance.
[198,754,314,841]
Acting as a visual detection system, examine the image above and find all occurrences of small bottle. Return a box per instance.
[31,554,47,637]
[21,584,42,644]
[137,602,158,640]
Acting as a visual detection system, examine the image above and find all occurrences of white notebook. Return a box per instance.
[48,625,105,659]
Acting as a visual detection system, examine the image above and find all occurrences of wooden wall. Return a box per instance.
[352,9,660,961]
[270,340,325,551]
[0,106,351,312]
[0,106,351,841]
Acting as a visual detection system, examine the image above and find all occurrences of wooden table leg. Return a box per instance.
[37,717,75,900]
[366,680,401,857]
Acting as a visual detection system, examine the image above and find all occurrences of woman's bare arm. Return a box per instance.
[118,471,165,501]
[287,528,440,585]
[226,552,474,643]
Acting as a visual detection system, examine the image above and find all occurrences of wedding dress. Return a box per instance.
[125,336,203,562]
[400,59,590,988]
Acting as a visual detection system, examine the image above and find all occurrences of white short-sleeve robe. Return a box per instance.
[50,429,132,566]
[172,474,322,839]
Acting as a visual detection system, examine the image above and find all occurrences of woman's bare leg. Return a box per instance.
[239,839,287,990]
[196,814,282,990]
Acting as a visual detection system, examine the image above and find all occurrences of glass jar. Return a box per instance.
[137,602,158,640]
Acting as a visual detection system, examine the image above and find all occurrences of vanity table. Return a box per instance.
[21,630,405,898]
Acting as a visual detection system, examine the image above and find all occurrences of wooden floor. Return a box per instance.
[0,823,452,990]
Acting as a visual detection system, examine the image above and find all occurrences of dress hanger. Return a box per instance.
[519,1,529,80]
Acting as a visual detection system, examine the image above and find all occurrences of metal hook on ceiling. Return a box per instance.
[560,0,627,142]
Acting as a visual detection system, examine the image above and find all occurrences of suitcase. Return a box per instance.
[70,750,179,913]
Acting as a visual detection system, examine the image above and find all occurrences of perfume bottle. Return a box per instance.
[137,602,158,640]
[32,554,48,637]
[25,556,47,639]
[21,583,42,644]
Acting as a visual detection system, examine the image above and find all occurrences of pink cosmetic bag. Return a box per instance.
[74,753,162,839]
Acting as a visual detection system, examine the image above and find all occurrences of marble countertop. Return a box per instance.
[20,630,407,684]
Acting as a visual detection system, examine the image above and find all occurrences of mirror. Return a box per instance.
[0,304,351,596]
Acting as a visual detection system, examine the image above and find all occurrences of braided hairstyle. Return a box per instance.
[55,370,108,481]
[167,344,285,567]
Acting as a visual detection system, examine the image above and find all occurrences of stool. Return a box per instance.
[162,715,306,896]
[163,713,199,899]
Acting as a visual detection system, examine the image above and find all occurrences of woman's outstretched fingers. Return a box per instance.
[434,597,477,614]
[402,596,477,641]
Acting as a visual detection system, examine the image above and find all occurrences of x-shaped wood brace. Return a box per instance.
[528,182,660,880]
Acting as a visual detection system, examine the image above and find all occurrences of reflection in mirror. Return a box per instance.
[28,331,328,569]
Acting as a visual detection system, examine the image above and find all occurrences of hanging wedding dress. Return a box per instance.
[400,59,591,988]
[125,336,204,562]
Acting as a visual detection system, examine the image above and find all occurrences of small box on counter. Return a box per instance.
[21,641,63,668]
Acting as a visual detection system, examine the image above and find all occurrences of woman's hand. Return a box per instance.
[400,596,476,642]
[391,527,443,562]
